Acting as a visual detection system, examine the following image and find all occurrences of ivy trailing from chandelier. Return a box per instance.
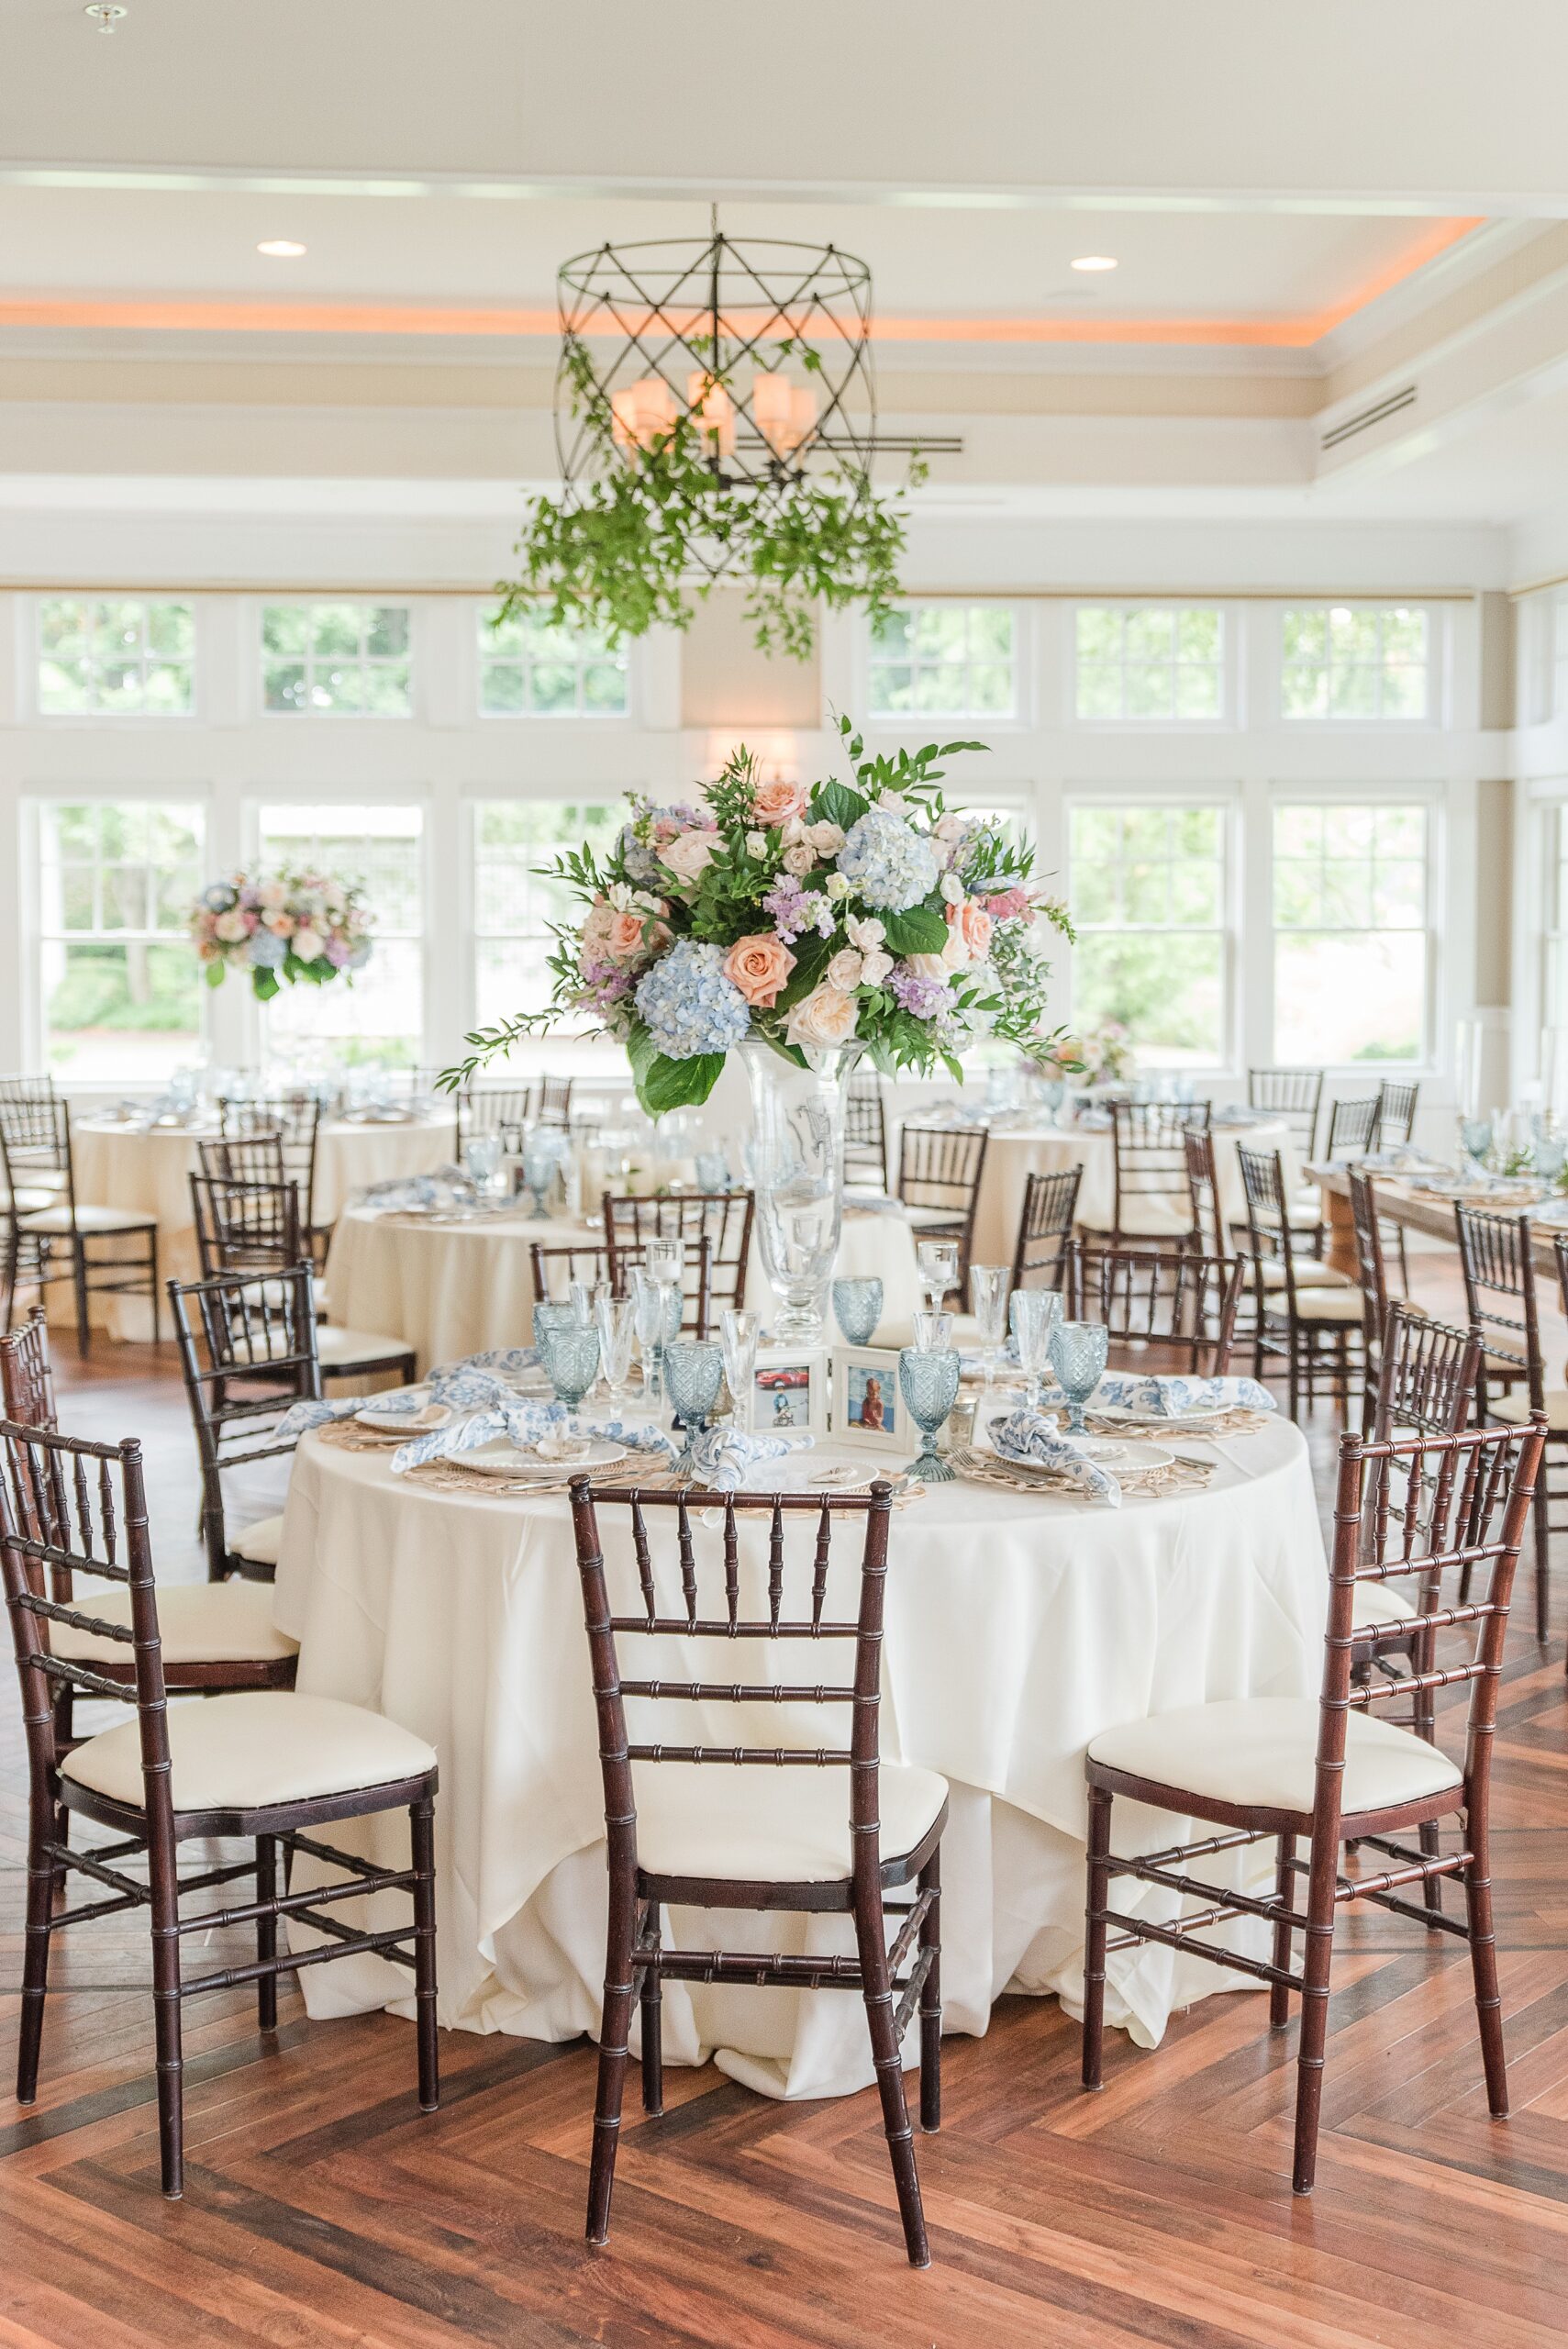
[499,225,924,660]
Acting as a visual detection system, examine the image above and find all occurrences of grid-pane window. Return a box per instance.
[868,606,1016,719]
[261,604,412,716]
[256,805,423,1067]
[1074,607,1223,722]
[36,800,205,1079]
[1068,803,1228,1066]
[1280,606,1430,721]
[478,609,628,716]
[1540,807,1568,1031]
[1272,802,1429,1063]
[37,599,195,716]
[473,799,623,1030]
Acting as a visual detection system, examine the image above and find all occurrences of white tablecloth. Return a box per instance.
[272,1415,1326,2098]
[61,1112,458,1339]
[324,1197,922,1372]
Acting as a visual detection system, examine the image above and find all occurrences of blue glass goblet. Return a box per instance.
[664,1340,725,1478]
[545,1322,600,1409]
[1048,1319,1109,1437]
[1460,1116,1494,1172]
[832,1276,884,1347]
[898,1346,962,1484]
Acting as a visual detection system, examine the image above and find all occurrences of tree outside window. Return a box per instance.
[1272,802,1429,1062]
[1069,803,1228,1066]
[37,801,205,1078]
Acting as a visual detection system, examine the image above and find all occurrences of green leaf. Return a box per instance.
[773,932,830,1012]
[881,901,949,954]
[810,780,870,833]
[637,1050,727,1116]
[250,967,280,1004]
[203,960,226,990]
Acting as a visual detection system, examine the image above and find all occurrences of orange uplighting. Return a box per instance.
[0,219,1483,351]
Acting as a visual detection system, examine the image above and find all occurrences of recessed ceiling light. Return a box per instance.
[257,239,306,259]
[1071,254,1118,273]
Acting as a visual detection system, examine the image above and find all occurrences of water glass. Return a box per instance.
[1459,1116,1494,1171]
[664,1340,726,1476]
[568,1278,599,1327]
[533,1299,579,1349]
[720,1308,761,1428]
[522,1127,563,1218]
[832,1276,884,1346]
[462,1133,503,1197]
[695,1147,730,1192]
[595,1293,637,1403]
[912,1308,954,1353]
[1049,1319,1110,1436]
[630,1267,666,1402]
[545,1322,601,1409]
[1535,1135,1567,1186]
[1011,1288,1062,1410]
[915,1240,960,1310]
[898,1347,962,1484]
[968,1264,1010,1386]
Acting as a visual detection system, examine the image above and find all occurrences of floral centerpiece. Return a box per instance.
[189,871,373,1004]
[450,716,1073,1113]
[1035,1018,1133,1093]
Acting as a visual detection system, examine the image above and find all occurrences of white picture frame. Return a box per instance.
[750,1346,828,1437]
[831,1347,906,1452]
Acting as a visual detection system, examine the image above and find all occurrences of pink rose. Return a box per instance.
[606,911,651,959]
[948,899,994,961]
[784,983,859,1050]
[751,775,808,829]
[265,911,295,936]
[723,932,796,1008]
[214,909,250,943]
[660,832,718,885]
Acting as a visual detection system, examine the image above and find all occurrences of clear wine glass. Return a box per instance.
[912,1308,954,1353]
[1049,1319,1109,1437]
[898,1346,961,1484]
[595,1293,637,1407]
[630,1268,665,1404]
[832,1277,884,1346]
[915,1240,960,1311]
[1011,1288,1062,1411]
[968,1264,1010,1387]
[664,1341,726,1478]
[720,1308,760,1428]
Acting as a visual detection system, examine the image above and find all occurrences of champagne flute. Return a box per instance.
[968,1264,1010,1388]
[720,1308,760,1430]
[595,1293,637,1408]
[1011,1288,1062,1413]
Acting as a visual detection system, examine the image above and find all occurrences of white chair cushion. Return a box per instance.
[1088,1696,1461,1817]
[1491,1388,1568,1431]
[1077,1197,1194,1240]
[1353,1581,1417,1628]
[317,1324,414,1368]
[1287,1190,1325,1229]
[1264,1285,1365,1324]
[229,1513,285,1566]
[899,1203,967,1230]
[61,1691,436,1813]
[51,1579,297,1664]
[19,1202,156,1233]
[631,1760,948,1882]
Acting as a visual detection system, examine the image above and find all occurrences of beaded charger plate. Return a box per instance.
[949,1445,1214,1500]
[1084,1407,1273,1441]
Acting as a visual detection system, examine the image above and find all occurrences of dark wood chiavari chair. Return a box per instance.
[844,1071,889,1192]
[1189,1130,1351,1352]
[0,1305,56,1430]
[1325,1095,1380,1161]
[536,1074,574,1126]
[1080,1101,1210,1245]
[1066,1240,1244,1376]
[602,1192,753,1336]
[1010,1164,1082,1295]
[1238,1145,1366,1421]
[895,1126,988,1285]
[168,1265,323,1583]
[190,1172,414,1389]
[0,1419,439,2199]
[530,1241,612,1306]
[197,1130,288,1191]
[218,1094,329,1268]
[455,1083,533,1158]
[1375,1077,1420,1147]
[1081,1411,1544,2194]
[1452,1207,1568,1649]
[1347,1165,1424,1386]
[1247,1065,1326,1160]
[0,1082,161,1353]
[567,1475,946,2265]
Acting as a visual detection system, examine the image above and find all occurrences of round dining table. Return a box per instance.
[271,1408,1326,2099]
[61,1108,459,1341]
[323,1193,923,1372]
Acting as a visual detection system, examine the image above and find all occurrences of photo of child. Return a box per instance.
[755,1364,813,1430]
[844,1363,897,1437]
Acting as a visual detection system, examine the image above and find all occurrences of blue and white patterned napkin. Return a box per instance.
[682,1426,813,1492]
[986,1409,1121,1507]
[1014,1373,1273,1419]
[356,1163,478,1210]
[272,1347,546,1442]
[391,1400,674,1475]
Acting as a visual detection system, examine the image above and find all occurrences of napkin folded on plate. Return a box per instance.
[355,1163,478,1210]
[391,1400,673,1475]
[1019,1372,1274,1419]
[681,1425,813,1492]
[986,1409,1121,1507]
[272,1348,544,1442]
[840,1191,907,1217]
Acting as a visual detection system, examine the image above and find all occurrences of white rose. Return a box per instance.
[940,872,966,906]
[905,953,949,985]
[826,948,863,991]
[782,843,817,877]
[746,830,768,858]
[784,983,860,1050]
[214,910,250,943]
[934,811,968,841]
[846,912,884,952]
[825,872,851,901]
[660,832,718,885]
[293,927,324,962]
[806,820,846,854]
[878,790,910,818]
[781,814,807,845]
[861,949,894,986]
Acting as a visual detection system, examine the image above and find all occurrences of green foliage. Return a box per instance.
[881,901,949,955]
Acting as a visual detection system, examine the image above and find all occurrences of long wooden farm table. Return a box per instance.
[1309,1161,1567,1282]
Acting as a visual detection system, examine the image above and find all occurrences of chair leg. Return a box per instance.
[149,1230,161,1346]
[17,1805,53,2104]
[1286,1328,1300,1425]
[1291,1833,1340,2195]
[586,1866,637,2247]
[410,1796,439,2114]
[852,1868,929,2268]
[918,1846,941,2133]
[72,1239,90,1357]
[1532,1463,1551,1646]
[1462,1794,1509,2119]
[1270,1831,1296,2028]
[1082,1785,1111,2088]
[639,1898,663,2119]
[255,1836,278,2032]
[149,1844,184,2199]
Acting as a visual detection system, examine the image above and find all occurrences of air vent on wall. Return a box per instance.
[1320,384,1417,452]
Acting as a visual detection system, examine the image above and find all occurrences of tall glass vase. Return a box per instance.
[741,1036,862,1347]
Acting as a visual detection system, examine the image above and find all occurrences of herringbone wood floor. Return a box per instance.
[4,1302,1567,2348]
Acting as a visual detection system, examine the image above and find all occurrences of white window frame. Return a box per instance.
[244,793,431,1063]
[28,595,199,723]
[861,601,1025,728]
[465,792,628,1037]
[258,600,416,721]
[1069,601,1233,731]
[474,606,633,721]
[1266,784,1441,1074]
[1062,785,1239,1073]
[1277,602,1440,729]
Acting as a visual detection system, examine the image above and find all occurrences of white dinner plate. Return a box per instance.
[355,1396,451,1434]
[461,1436,628,1478]
[1094,1403,1226,1433]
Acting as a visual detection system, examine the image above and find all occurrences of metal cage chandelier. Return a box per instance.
[501,217,919,660]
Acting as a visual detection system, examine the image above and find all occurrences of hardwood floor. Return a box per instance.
[3,1297,1567,2347]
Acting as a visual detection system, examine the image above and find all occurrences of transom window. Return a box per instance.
[1272,802,1429,1063]
[255,804,424,1066]
[472,799,623,1030]
[478,608,628,716]
[1068,802,1229,1066]
[37,599,195,717]
[261,604,412,717]
[867,605,1016,720]
[35,800,205,1080]
[1074,607,1224,723]
[1280,606,1430,721]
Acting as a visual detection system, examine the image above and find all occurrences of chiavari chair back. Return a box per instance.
[1246,1065,1325,1161]
[529,1241,612,1306]
[0,1306,57,1431]
[1375,1078,1420,1148]
[1453,1209,1568,1651]
[895,1125,988,1281]
[190,1171,305,1280]
[844,1072,889,1191]
[0,1083,161,1351]
[1325,1095,1379,1161]
[197,1130,286,1190]
[1238,1144,1365,1420]
[456,1084,532,1157]
[1347,1165,1396,1345]
[602,1192,753,1334]
[1082,1412,1544,2194]
[1011,1163,1082,1293]
[1066,1240,1243,1376]
[1100,1101,1209,1243]
[0,1417,439,2200]
[1183,1127,1226,1259]
[219,1095,322,1222]
[567,1474,946,2264]
[167,1266,321,1582]
[536,1074,574,1126]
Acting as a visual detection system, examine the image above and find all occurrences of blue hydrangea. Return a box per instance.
[635,940,751,1060]
[617,822,662,886]
[246,928,287,968]
[201,882,238,913]
[836,808,939,912]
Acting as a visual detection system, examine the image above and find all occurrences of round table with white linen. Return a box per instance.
[62,1109,458,1339]
[323,1195,922,1373]
[270,1412,1326,2099]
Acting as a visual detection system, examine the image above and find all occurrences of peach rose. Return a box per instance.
[784,983,859,1050]
[660,831,718,885]
[751,774,808,829]
[946,898,994,962]
[723,932,796,1008]
[606,910,651,959]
